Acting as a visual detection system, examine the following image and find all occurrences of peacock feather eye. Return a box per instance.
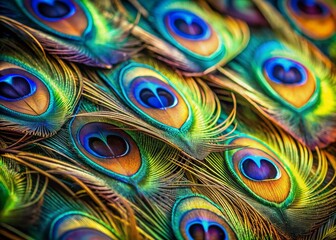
[0,0,138,68]
[263,57,307,85]
[126,0,250,74]
[21,0,89,38]
[289,0,329,16]
[58,229,111,240]
[214,32,336,148]
[78,123,130,159]
[0,67,50,116]
[283,0,335,40]
[172,195,237,240]
[165,10,211,41]
[0,74,37,101]
[97,57,233,159]
[117,62,190,129]
[254,41,318,111]
[239,156,281,181]
[71,118,142,178]
[155,3,221,58]
[226,136,293,206]
[187,222,227,240]
[50,211,117,240]
[133,77,178,109]
[0,38,81,137]
[30,0,76,22]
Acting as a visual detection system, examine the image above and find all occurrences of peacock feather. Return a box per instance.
[121,0,249,75]
[0,30,82,138]
[0,0,140,68]
[0,155,46,229]
[208,30,336,149]
[190,116,336,238]
[0,0,335,239]
[171,193,238,240]
[36,100,185,206]
[83,57,235,159]
[262,0,336,61]
[29,187,137,240]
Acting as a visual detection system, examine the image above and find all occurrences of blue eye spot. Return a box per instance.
[263,58,307,85]
[166,10,211,40]
[85,134,129,158]
[0,74,37,101]
[31,0,76,21]
[239,156,281,181]
[290,0,329,16]
[188,222,227,240]
[59,228,111,240]
[134,77,178,109]
[188,223,205,239]
[79,123,130,159]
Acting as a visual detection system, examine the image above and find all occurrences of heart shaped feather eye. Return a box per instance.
[172,195,237,240]
[283,0,335,39]
[0,74,37,101]
[263,57,307,85]
[226,137,293,205]
[0,49,81,137]
[31,0,76,21]
[163,9,220,57]
[240,156,281,181]
[188,223,227,240]
[23,0,89,37]
[133,77,178,109]
[253,41,318,111]
[166,10,211,40]
[71,119,142,178]
[78,123,130,159]
[59,229,111,240]
[132,0,249,74]
[119,63,190,129]
[158,7,221,58]
[0,67,49,116]
[261,57,317,109]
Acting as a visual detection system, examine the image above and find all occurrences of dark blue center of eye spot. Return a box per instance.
[0,74,37,101]
[240,156,280,181]
[189,223,205,240]
[139,87,175,109]
[188,222,227,240]
[208,225,226,240]
[31,0,76,21]
[263,58,307,85]
[166,10,211,40]
[80,131,130,159]
[290,0,329,16]
[133,78,178,109]
[59,228,111,240]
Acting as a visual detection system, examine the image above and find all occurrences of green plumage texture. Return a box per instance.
[0,0,335,240]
